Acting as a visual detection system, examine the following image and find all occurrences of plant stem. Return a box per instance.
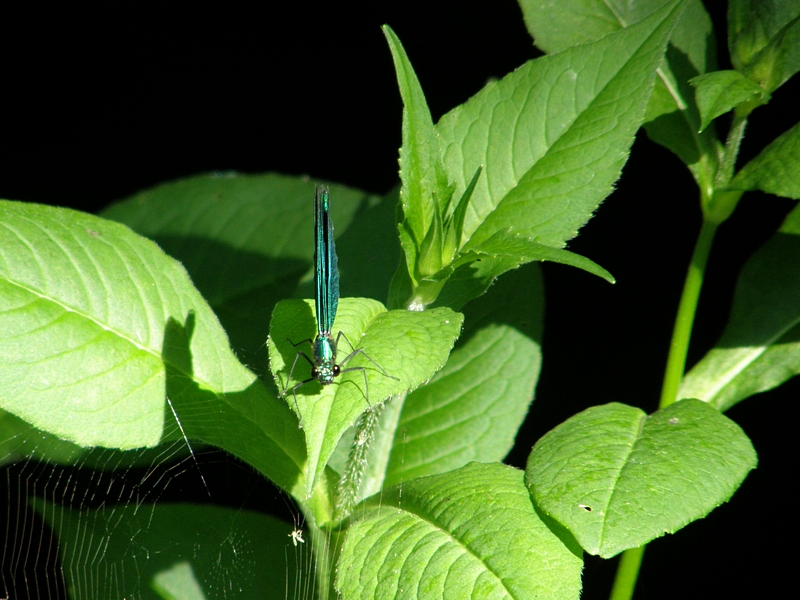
[610,216,719,600]
[300,505,332,600]
[659,217,718,409]
[609,546,645,600]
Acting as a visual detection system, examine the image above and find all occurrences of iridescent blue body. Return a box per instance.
[283,186,397,424]
[309,185,340,385]
[312,332,338,384]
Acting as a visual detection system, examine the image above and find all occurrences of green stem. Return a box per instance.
[300,504,332,600]
[659,218,718,410]
[610,217,719,600]
[609,546,645,600]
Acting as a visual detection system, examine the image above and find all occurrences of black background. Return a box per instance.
[2,2,796,598]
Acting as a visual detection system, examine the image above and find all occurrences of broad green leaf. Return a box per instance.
[439,1,683,254]
[383,26,451,281]
[519,0,720,190]
[102,173,375,305]
[526,400,757,558]
[0,200,305,494]
[337,462,583,600]
[729,120,800,200]
[102,172,382,377]
[34,499,308,600]
[680,204,800,410]
[162,368,308,498]
[384,264,543,487]
[729,0,800,94]
[268,298,463,498]
[1,408,87,466]
[690,70,768,131]
[0,202,235,444]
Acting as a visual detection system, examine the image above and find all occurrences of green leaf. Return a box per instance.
[439,1,683,253]
[519,0,720,190]
[417,202,444,277]
[34,499,308,600]
[0,408,87,466]
[729,120,800,199]
[383,25,451,284]
[526,400,757,558]
[102,172,383,378]
[690,70,768,131]
[680,204,800,410]
[268,298,463,498]
[0,202,227,444]
[337,462,583,600]
[468,229,615,283]
[384,264,544,486]
[447,165,482,257]
[0,408,205,471]
[0,200,305,495]
[729,0,800,94]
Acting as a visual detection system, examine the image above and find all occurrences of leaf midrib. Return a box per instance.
[364,503,514,596]
[2,275,220,395]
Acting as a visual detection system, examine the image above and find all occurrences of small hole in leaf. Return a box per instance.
[578,504,592,512]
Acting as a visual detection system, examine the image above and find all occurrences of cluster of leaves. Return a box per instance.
[1,0,798,598]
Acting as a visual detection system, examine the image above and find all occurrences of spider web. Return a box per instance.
[1,399,313,600]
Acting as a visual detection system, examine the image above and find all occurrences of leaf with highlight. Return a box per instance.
[338,462,583,600]
[526,400,757,558]
[729,120,800,200]
[102,172,384,379]
[0,200,305,494]
[437,1,683,258]
[518,0,719,187]
[268,298,463,497]
[385,265,543,486]
[680,203,800,410]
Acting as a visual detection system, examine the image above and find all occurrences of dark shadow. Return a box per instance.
[457,261,545,348]
[152,234,309,384]
[160,310,304,498]
[268,300,321,402]
[711,232,800,349]
[151,234,308,308]
[335,186,402,304]
[1,459,68,600]
[643,43,708,167]
[531,494,584,561]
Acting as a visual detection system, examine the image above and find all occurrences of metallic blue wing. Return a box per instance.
[314,186,339,335]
